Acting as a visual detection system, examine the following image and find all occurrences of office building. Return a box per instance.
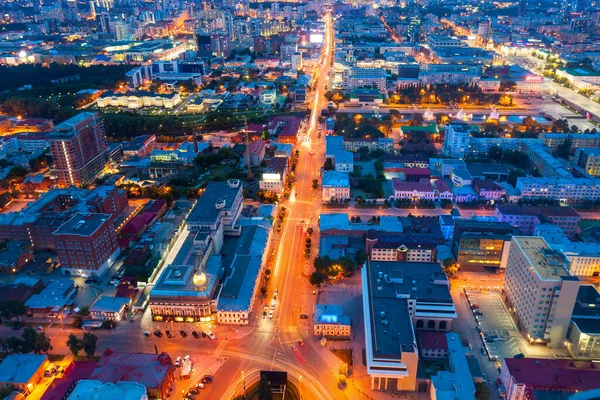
[343,68,386,92]
[503,237,580,346]
[50,112,109,188]
[362,261,456,391]
[52,213,120,277]
[452,221,516,271]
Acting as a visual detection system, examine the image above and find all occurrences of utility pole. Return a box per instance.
[244,117,254,180]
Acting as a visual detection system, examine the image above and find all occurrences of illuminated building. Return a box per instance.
[452,220,516,271]
[313,304,351,338]
[259,158,288,193]
[503,237,580,346]
[49,112,109,188]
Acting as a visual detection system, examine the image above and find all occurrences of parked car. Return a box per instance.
[175,357,182,367]
[180,330,188,338]
[153,330,163,338]
[299,314,309,319]
[144,330,151,337]
[191,331,200,339]
[165,330,173,338]
[471,304,479,309]
[207,332,216,340]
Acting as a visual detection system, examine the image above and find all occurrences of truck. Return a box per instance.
[82,321,103,330]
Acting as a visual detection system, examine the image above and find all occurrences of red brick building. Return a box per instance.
[52,213,119,277]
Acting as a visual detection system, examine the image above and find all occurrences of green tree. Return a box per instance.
[309,271,327,286]
[0,300,27,324]
[475,382,491,400]
[66,334,83,357]
[488,146,502,161]
[33,332,52,354]
[71,315,83,329]
[5,337,24,354]
[257,373,273,400]
[355,249,368,266]
[82,332,98,358]
[324,158,334,171]
[556,139,572,160]
[21,327,37,353]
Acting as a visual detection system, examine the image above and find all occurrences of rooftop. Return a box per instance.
[320,213,350,231]
[187,180,241,225]
[53,213,112,237]
[503,358,600,392]
[314,304,350,326]
[24,279,75,310]
[0,354,48,384]
[512,237,574,281]
[68,380,147,400]
[217,225,269,312]
[322,170,350,187]
[90,296,130,314]
[89,350,173,391]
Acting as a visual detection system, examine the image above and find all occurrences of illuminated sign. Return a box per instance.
[310,33,324,44]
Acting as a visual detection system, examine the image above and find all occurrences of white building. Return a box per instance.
[259,158,288,193]
[321,170,350,202]
[97,91,182,109]
[343,68,387,92]
[502,236,580,346]
[291,52,303,71]
[516,176,600,203]
[313,304,351,338]
[442,123,471,159]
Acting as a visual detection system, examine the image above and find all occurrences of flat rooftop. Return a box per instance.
[53,213,111,237]
[0,354,48,384]
[187,181,241,225]
[513,237,573,281]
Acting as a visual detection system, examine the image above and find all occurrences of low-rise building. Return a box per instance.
[325,136,354,173]
[516,176,600,203]
[496,205,581,238]
[89,296,131,322]
[321,170,350,202]
[89,350,175,400]
[97,91,182,109]
[342,137,394,153]
[575,147,600,177]
[24,279,77,317]
[429,333,476,400]
[500,358,600,400]
[259,158,288,193]
[123,135,156,159]
[472,179,502,201]
[313,304,351,338]
[0,354,50,394]
[68,380,147,400]
[391,180,435,200]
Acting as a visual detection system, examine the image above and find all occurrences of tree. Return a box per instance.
[33,332,52,354]
[307,227,313,236]
[21,327,37,353]
[257,373,273,400]
[71,316,83,329]
[66,334,83,357]
[409,113,424,126]
[355,249,368,266]
[5,337,24,354]
[260,287,267,296]
[309,271,327,286]
[265,269,271,278]
[475,382,491,400]
[82,332,98,358]
[556,139,572,160]
[324,158,334,171]
[499,80,516,91]
[0,300,26,324]
[522,116,537,127]
[442,258,458,277]
[488,146,502,161]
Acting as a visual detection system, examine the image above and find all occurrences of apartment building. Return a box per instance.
[516,176,600,203]
[540,133,600,152]
[259,158,288,193]
[49,112,109,188]
[575,147,600,177]
[495,204,581,238]
[366,231,437,262]
[442,123,471,160]
[503,237,580,346]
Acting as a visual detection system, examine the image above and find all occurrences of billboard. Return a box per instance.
[310,33,324,43]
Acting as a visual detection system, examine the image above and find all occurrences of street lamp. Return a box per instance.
[299,375,302,400]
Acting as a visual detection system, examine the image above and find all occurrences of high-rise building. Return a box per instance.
[518,0,527,17]
[50,112,109,188]
[503,236,580,347]
[291,52,302,71]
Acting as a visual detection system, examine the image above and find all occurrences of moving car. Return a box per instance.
[175,357,182,367]
[298,339,305,347]
[299,314,309,319]
[207,332,216,340]
[269,311,274,319]
[201,375,213,384]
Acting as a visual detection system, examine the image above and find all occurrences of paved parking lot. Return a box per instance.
[466,291,523,361]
